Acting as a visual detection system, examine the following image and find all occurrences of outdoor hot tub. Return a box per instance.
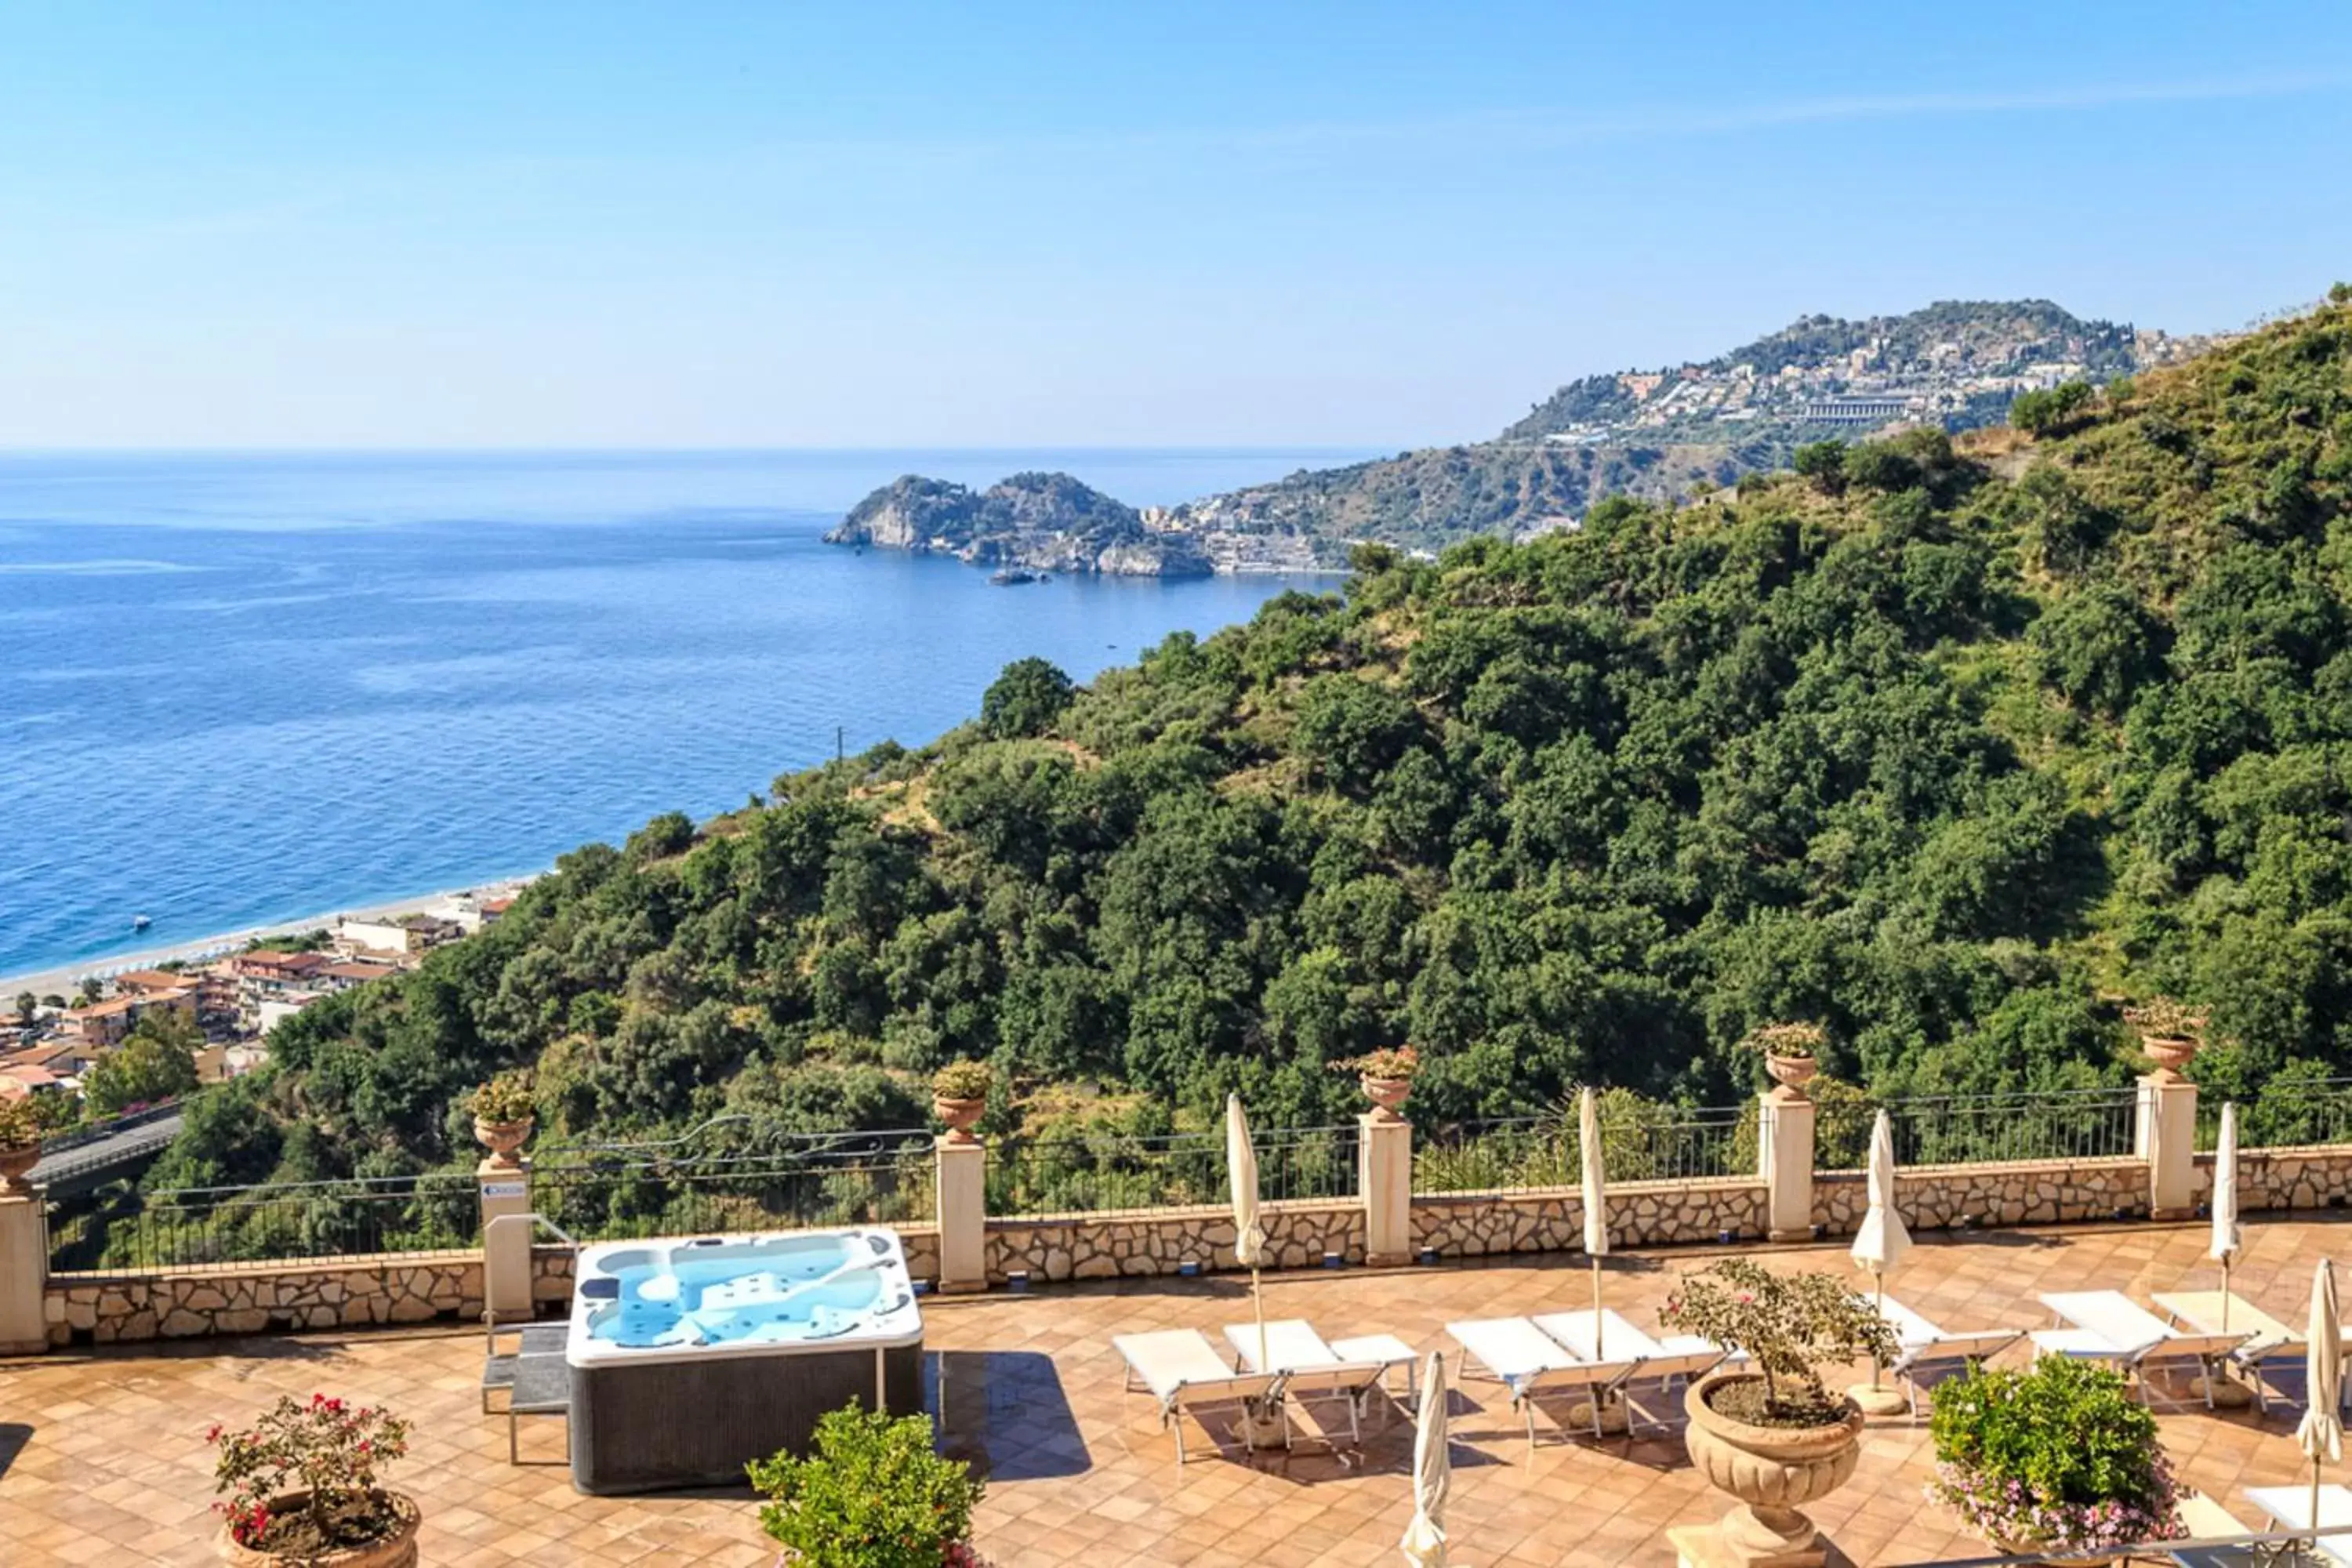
[563,1227,924,1494]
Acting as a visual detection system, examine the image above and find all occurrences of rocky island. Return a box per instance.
[822,471,1211,576]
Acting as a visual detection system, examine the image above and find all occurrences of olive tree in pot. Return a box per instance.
[1661,1259,1897,1568]
[211,1393,417,1567]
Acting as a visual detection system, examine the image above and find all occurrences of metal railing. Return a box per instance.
[531,1128,936,1243]
[48,1170,480,1275]
[37,1094,203,1156]
[2201,1077,2352,1152]
[988,1123,1360,1219]
[1868,1087,2142,1169]
[1412,1102,1753,1195]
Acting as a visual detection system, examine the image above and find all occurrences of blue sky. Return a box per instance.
[2,2,2348,448]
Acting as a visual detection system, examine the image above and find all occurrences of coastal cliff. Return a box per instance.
[824,471,1210,576]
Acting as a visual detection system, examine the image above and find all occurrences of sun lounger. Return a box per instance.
[2168,1493,2267,1568]
[1219,1319,1392,1447]
[2034,1291,2251,1410]
[1534,1308,1722,1437]
[2247,1483,2352,1566]
[2153,1290,2313,1414]
[1115,1329,1288,1467]
[1868,1296,2025,1417]
[1329,1332,1421,1412]
[1448,1315,1641,1448]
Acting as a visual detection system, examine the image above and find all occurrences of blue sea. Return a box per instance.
[0,449,1367,982]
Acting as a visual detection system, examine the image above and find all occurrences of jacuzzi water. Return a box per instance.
[568,1229,920,1360]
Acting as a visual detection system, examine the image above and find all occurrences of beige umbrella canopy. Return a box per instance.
[2212,1102,2242,1328]
[1848,1109,1912,1414]
[1226,1094,1270,1374]
[1580,1087,1610,1356]
[2301,1259,2343,1541]
[1399,1351,1451,1568]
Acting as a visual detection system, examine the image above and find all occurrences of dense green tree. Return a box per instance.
[980,656,1076,738]
[82,1009,202,1116]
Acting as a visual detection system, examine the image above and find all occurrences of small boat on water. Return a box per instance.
[131,913,151,930]
[989,568,1042,586]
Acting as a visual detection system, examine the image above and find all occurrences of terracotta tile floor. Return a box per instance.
[6,1215,2351,1566]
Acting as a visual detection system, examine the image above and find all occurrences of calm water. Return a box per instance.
[0,449,1365,980]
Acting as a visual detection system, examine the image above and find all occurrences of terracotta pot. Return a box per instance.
[2139,1036,2197,1073]
[1765,1053,1819,1092]
[0,1142,38,1194]
[216,1490,420,1568]
[1360,1075,1411,1121]
[1682,1372,1864,1566]
[472,1116,533,1169]
[934,1097,985,1145]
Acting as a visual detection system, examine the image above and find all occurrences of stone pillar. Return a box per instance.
[0,1189,50,1355]
[1359,1112,1413,1267]
[2139,1069,2198,1221]
[935,1137,987,1295]
[1759,1087,1817,1243]
[477,1159,535,1323]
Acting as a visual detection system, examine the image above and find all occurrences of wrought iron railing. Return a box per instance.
[48,1170,480,1275]
[2200,1076,2352,1152]
[532,1128,935,1243]
[988,1123,1360,1218]
[1872,1087,2141,1168]
[1412,1101,1753,1194]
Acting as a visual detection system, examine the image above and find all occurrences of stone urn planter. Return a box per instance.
[0,1142,38,1194]
[1678,1372,1864,1568]
[2138,1036,2197,1074]
[1764,1054,1818,1093]
[471,1116,533,1170]
[933,1097,985,1145]
[216,1490,421,1568]
[1359,1074,1411,1121]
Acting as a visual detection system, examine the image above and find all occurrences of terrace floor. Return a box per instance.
[4,1215,2349,1566]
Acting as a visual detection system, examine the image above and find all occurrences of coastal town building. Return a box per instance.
[64,988,195,1050]
[339,913,460,958]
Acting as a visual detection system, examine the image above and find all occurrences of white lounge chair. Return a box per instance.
[1329,1332,1422,1413]
[1114,1329,1288,1467]
[1872,1296,2025,1417]
[1534,1307,1723,1437]
[2034,1291,2251,1410]
[2153,1290,2313,1414]
[1219,1319,1394,1446]
[1448,1315,1641,1449]
[2247,1483,2352,1566]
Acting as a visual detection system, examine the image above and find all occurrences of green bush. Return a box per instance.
[746,1407,983,1568]
[1927,1357,2180,1551]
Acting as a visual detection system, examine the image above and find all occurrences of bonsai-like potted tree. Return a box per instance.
[1662,1258,1897,1567]
[747,1405,989,1568]
[1743,1022,1826,1092]
[211,1392,418,1566]
[1334,1045,1420,1120]
[467,1072,535,1168]
[931,1060,993,1145]
[2122,997,2207,1075]
[1926,1356,2183,1558]
[0,1096,42,1193]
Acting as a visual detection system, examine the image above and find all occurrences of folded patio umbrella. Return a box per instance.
[1849,1109,1912,1410]
[1226,1093,1269,1374]
[1399,1351,1450,1568]
[1581,1087,1610,1356]
[2302,1259,2343,1538]
[2212,1102,2242,1329]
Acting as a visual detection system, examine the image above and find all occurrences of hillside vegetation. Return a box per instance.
[158,295,2352,1196]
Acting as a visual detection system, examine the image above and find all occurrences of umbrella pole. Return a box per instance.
[1591,1254,1603,1358]
[1253,1265,1269,1374]
[2223,1255,2232,1331]
[2312,1456,2322,1548]
[1871,1271,1886,1392]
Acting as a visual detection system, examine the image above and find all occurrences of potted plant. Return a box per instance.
[0,1096,42,1193]
[467,1072,535,1168]
[1926,1356,2183,1559]
[210,1392,418,1566]
[1661,1259,1896,1567]
[931,1060,993,1145]
[1743,1022,1827,1091]
[2122,997,2207,1075]
[1333,1045,1420,1120]
[747,1405,989,1568]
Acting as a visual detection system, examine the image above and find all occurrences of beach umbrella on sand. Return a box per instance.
[2212,1102,2243,1328]
[1848,1109,1913,1415]
[1399,1351,1451,1568]
[1226,1093,1270,1378]
[2302,1260,2343,1546]
[1581,1087,1610,1356]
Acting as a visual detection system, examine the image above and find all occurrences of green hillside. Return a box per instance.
[156,292,2352,1199]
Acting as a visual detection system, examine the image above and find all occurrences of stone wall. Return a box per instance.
[2196,1145,2352,1212]
[986,1201,1364,1286]
[1411,1177,1766,1258]
[45,1251,482,1346]
[1813,1157,2148,1234]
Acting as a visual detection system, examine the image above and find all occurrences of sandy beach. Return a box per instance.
[0,876,536,1000]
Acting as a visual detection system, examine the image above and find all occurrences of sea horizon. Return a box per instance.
[0,445,1377,982]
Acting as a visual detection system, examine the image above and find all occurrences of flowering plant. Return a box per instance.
[2122,997,2207,1042]
[1332,1045,1420,1081]
[1926,1357,2183,1552]
[468,1071,535,1124]
[1662,1258,1895,1425]
[210,1392,411,1555]
[1739,1022,1827,1058]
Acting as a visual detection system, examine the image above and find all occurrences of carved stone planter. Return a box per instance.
[1764,1054,1819,1093]
[1360,1075,1411,1122]
[217,1490,420,1568]
[934,1097,985,1145]
[1675,1372,1863,1568]
[2139,1036,2197,1075]
[472,1116,533,1170]
[0,1142,38,1194]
